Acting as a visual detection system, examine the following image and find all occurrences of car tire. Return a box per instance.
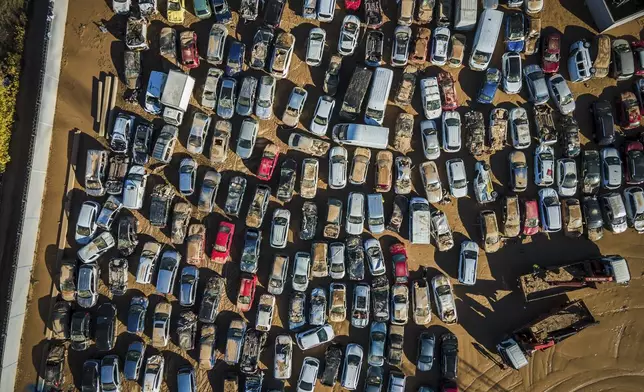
[483,163,491,171]
[491,191,499,199]
[584,41,591,48]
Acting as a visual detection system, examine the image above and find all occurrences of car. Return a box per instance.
[430,26,450,66]
[346,192,365,234]
[524,64,549,105]
[387,324,404,366]
[236,76,257,116]
[390,243,409,283]
[270,209,290,249]
[309,288,327,326]
[624,187,644,232]
[459,240,479,285]
[581,195,603,240]
[341,344,363,390]
[395,156,412,194]
[123,165,148,210]
[538,188,562,232]
[557,158,578,197]
[600,192,628,233]
[509,107,531,149]
[124,340,145,381]
[505,13,525,52]
[373,150,392,192]
[152,300,172,347]
[346,237,365,281]
[263,0,285,27]
[634,40,644,75]
[101,355,122,391]
[420,77,442,119]
[542,33,561,73]
[338,15,360,56]
[300,158,319,199]
[473,161,498,204]
[69,311,91,350]
[176,366,196,392]
[179,266,199,307]
[306,28,325,66]
[296,324,335,350]
[245,185,270,229]
[368,322,386,367]
[178,158,197,196]
[240,228,262,273]
[568,40,594,82]
[180,31,199,69]
[58,260,76,302]
[324,54,342,95]
[276,159,297,203]
[440,333,458,380]
[329,282,347,322]
[591,100,615,146]
[327,241,345,278]
[308,96,336,137]
[502,52,522,94]
[442,111,461,152]
[547,73,575,114]
[288,132,331,156]
[152,124,178,164]
[224,319,246,364]
[297,357,320,392]
[562,198,584,238]
[626,141,644,184]
[237,274,258,312]
[636,76,644,112]
[477,68,501,104]
[237,118,258,159]
[127,296,148,334]
[365,30,385,66]
[198,324,216,370]
[211,221,234,264]
[534,144,555,186]
[351,283,370,328]
[274,334,293,380]
[446,158,468,198]
[217,77,236,119]
[292,252,311,292]
[156,250,179,294]
[270,32,295,78]
[76,263,99,308]
[619,91,641,129]
[438,71,458,110]
[364,238,386,276]
[329,146,348,189]
[419,120,440,160]
[412,277,432,325]
[560,114,581,158]
[206,25,226,65]
[431,274,457,324]
[143,355,164,392]
[96,303,117,351]
[197,171,221,214]
[509,150,528,192]
[255,75,276,120]
[300,202,318,240]
[613,39,635,80]
[391,284,409,325]
[51,301,70,340]
[225,40,245,77]
[223,176,246,217]
[77,231,114,264]
[256,294,276,331]
[170,202,191,244]
[75,201,100,245]
[398,0,414,25]
[417,332,436,372]
[81,360,101,392]
[601,147,623,190]
[391,25,411,67]
[523,199,540,236]
[43,343,66,390]
[199,276,224,323]
[283,87,308,127]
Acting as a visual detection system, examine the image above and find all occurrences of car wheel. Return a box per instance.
[584,41,590,48]
[491,191,499,199]
[590,67,596,74]
[483,163,491,171]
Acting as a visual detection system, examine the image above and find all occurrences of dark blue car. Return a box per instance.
[477,68,501,104]
[226,40,246,76]
[210,0,232,24]
[505,13,525,52]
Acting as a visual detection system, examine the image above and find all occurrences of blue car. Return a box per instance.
[477,68,501,104]
[211,0,232,24]
[226,40,246,76]
[505,13,525,52]
[123,341,145,381]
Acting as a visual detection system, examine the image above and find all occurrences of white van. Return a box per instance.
[469,9,504,71]
[317,0,336,22]
[332,124,389,149]
[367,194,385,234]
[364,67,394,126]
[409,197,431,244]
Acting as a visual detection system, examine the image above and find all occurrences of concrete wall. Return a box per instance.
[0,0,69,390]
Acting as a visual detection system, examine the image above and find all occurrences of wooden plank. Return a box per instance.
[99,75,112,138]
[95,80,103,127]
[106,74,118,137]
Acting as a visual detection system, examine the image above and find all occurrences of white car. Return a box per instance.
[76,201,100,244]
[568,40,594,82]
[509,107,531,149]
[351,284,370,328]
[329,242,345,279]
[556,158,578,197]
[391,25,411,67]
[364,238,386,276]
[420,77,442,119]
[283,87,308,127]
[77,231,115,264]
[292,252,311,292]
[306,28,326,66]
[341,344,364,390]
[420,120,440,160]
[310,95,335,136]
[458,241,479,285]
[534,144,555,186]
[296,324,335,350]
[420,161,443,203]
[346,192,365,235]
[270,208,290,248]
[123,165,148,210]
[338,15,360,56]
[390,284,409,325]
[329,146,348,189]
[502,52,522,94]
[601,147,623,190]
[178,158,197,196]
[538,188,562,232]
[446,158,468,198]
[143,356,164,392]
[431,274,457,324]
[297,357,320,392]
[256,75,276,120]
[441,111,461,152]
[547,74,575,114]
[431,27,450,66]
[236,118,258,159]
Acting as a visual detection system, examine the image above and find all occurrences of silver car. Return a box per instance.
[156,250,180,295]
[77,231,115,264]
[217,77,236,119]
[77,263,99,308]
[524,64,549,105]
[283,87,308,127]
[351,284,370,328]
[391,25,411,67]
[179,266,199,307]
[297,357,320,392]
[601,147,623,190]
[547,73,575,114]
[143,355,164,392]
[255,75,276,120]
[306,28,326,66]
[179,158,197,196]
[292,252,311,292]
[270,208,290,249]
[236,76,258,116]
[364,238,386,276]
[341,344,364,390]
[123,165,148,210]
[236,118,258,159]
[420,120,440,160]
[186,112,211,154]
[368,322,386,366]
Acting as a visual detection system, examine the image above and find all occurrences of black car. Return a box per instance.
[559,114,581,158]
[224,176,247,217]
[117,215,138,256]
[583,196,604,241]
[240,228,262,273]
[127,296,148,334]
[320,344,343,387]
[440,332,459,380]
[364,365,384,392]
[276,159,297,202]
[372,275,390,322]
[70,311,91,351]
[177,311,198,350]
[387,195,408,233]
[590,100,615,146]
[43,343,66,390]
[240,328,267,375]
[346,235,365,281]
[149,184,174,228]
[581,150,601,194]
[245,371,264,392]
[365,30,384,67]
[81,360,100,392]
[300,201,318,240]
[364,0,384,28]
[108,258,128,296]
[625,142,644,184]
[95,303,117,351]
[51,300,71,340]
[263,0,285,28]
[106,154,130,195]
[132,122,153,165]
[199,276,224,323]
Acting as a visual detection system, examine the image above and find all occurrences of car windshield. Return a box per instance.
[563,172,577,187]
[126,349,141,362]
[78,289,92,299]
[168,2,181,11]
[473,50,490,64]
[160,257,176,270]
[299,381,313,391]
[220,87,233,108]
[317,328,329,341]
[366,108,384,119]
[454,178,467,189]
[77,225,91,236]
[560,91,573,106]
[426,98,441,110]
[239,138,252,148]
[314,114,328,126]
[188,135,202,148]
[437,285,450,296]
[348,215,362,224]
[238,294,251,304]
[294,274,307,284]
[238,95,250,106]
[445,119,459,127]
[508,58,521,82]
[348,354,361,365]
[529,70,544,81]
[373,331,385,342]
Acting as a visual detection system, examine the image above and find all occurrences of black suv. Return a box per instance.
[95,303,117,351]
[441,332,459,380]
[590,100,615,146]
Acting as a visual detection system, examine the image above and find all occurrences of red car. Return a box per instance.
[437,72,458,111]
[237,274,258,312]
[390,243,409,283]
[522,200,540,236]
[345,0,361,11]
[625,141,644,184]
[211,221,235,264]
[541,33,561,73]
[257,143,279,181]
[619,91,641,129]
[632,40,644,76]
[180,30,200,69]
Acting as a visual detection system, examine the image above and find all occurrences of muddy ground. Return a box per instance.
[13,0,644,391]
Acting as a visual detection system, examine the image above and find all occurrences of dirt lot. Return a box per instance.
[13,0,644,391]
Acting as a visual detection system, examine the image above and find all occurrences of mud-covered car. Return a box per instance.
[240,328,267,375]
[310,288,328,326]
[489,108,508,152]
[509,150,528,193]
[534,105,557,145]
[524,16,541,56]
[277,159,297,203]
[289,291,307,330]
[473,161,498,204]
[431,274,456,324]
[395,65,417,106]
[159,27,177,65]
[210,120,231,163]
[563,198,583,238]
[321,344,343,386]
[619,91,641,129]
[346,235,365,280]
[364,0,383,28]
[582,149,601,194]
[185,224,206,266]
[126,17,149,51]
[106,154,129,195]
[372,275,390,322]
[117,216,138,256]
[300,202,318,241]
[431,210,454,252]
[479,210,502,253]
[59,260,76,301]
[388,195,408,233]
[329,283,347,322]
[387,324,405,366]
[420,161,443,203]
[202,68,222,110]
[393,113,413,154]
[311,241,329,278]
[152,124,178,163]
[559,114,581,158]
[503,195,521,238]
[171,202,191,244]
[394,156,412,195]
[274,334,293,380]
[412,277,431,325]
[410,27,430,65]
[124,50,141,90]
[593,34,611,79]
[177,311,197,351]
[324,198,343,239]
[43,343,66,390]
[464,110,485,156]
[51,300,71,340]
[447,33,465,67]
[438,71,458,110]
[224,176,247,217]
[374,150,392,193]
[300,158,319,199]
[199,276,224,323]
[246,185,270,228]
[350,147,372,186]
[149,184,173,228]
[70,311,91,351]
[583,196,604,241]
[288,133,330,157]
[365,30,384,67]
[324,54,342,96]
[108,258,128,296]
[132,122,152,165]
